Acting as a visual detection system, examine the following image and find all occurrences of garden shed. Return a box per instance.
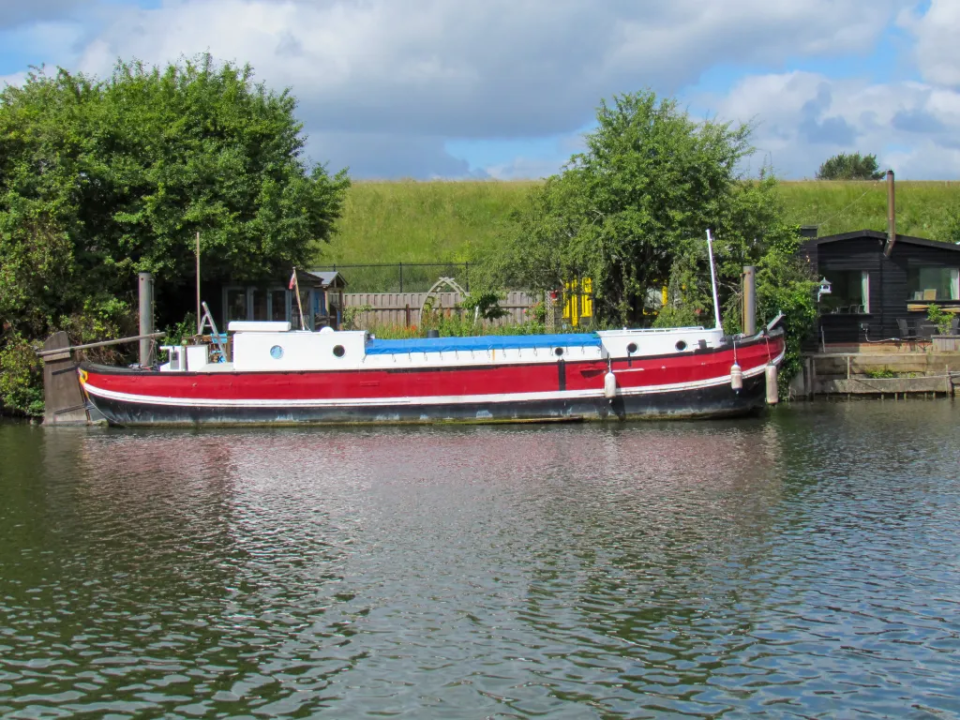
[217,270,347,331]
[800,229,960,344]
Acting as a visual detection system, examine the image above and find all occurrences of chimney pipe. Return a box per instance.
[884,169,896,257]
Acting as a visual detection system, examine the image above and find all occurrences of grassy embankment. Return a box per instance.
[321,180,960,268]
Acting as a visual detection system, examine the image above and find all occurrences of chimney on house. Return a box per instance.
[883,169,896,257]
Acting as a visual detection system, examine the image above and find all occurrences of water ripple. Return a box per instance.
[1,401,959,717]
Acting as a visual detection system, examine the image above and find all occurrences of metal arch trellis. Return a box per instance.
[420,277,471,321]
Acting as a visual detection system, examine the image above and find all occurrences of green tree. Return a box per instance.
[495,90,794,329]
[490,89,818,391]
[0,54,350,415]
[815,152,885,180]
[754,231,819,394]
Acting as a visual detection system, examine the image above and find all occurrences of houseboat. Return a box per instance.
[77,321,785,426]
[76,232,785,427]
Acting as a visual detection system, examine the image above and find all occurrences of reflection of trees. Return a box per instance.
[3,428,355,717]
[0,422,50,557]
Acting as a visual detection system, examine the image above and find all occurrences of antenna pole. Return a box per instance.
[706,229,722,331]
[196,231,202,335]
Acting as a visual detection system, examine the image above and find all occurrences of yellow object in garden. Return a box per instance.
[563,278,593,327]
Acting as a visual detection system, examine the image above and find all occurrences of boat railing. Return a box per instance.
[597,326,708,335]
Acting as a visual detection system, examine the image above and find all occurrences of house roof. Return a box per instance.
[295,269,347,288]
[801,229,960,253]
[307,270,347,288]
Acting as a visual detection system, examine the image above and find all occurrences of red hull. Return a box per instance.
[82,337,781,402]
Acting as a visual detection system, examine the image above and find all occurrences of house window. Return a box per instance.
[270,290,288,321]
[821,270,870,314]
[908,267,960,301]
[251,290,269,321]
[225,287,292,327]
[226,288,248,323]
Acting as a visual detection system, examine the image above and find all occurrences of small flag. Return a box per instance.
[289,269,297,290]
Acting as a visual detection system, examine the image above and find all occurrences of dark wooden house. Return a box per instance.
[800,230,960,344]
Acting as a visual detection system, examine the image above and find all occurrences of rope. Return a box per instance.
[850,371,958,380]
[814,186,876,228]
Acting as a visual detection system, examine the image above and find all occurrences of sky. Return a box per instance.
[1,0,958,180]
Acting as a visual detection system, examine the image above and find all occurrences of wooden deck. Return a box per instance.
[792,349,960,399]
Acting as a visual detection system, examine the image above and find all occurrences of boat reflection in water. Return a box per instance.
[9,400,959,717]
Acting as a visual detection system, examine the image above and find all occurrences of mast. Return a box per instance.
[196,231,202,335]
[705,230,722,330]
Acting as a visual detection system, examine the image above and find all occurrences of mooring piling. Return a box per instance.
[742,266,756,336]
[139,272,155,368]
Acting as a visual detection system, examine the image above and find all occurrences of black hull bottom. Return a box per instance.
[87,376,769,427]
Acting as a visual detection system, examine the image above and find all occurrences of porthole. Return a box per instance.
[270,345,284,359]
[675,340,688,352]
[333,345,346,358]
[554,347,564,357]
[627,342,638,354]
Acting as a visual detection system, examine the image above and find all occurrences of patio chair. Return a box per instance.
[896,318,916,341]
[917,322,937,340]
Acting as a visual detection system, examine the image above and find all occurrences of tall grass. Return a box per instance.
[320,179,538,265]
[320,180,960,268]
[778,180,960,238]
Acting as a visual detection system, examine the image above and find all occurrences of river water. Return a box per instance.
[1,402,959,719]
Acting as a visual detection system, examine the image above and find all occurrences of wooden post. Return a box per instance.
[42,331,88,425]
[742,266,756,336]
[139,272,154,368]
[292,268,306,330]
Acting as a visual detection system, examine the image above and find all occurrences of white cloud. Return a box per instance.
[309,132,480,179]
[886,144,960,179]
[484,156,565,181]
[900,0,960,88]
[5,0,952,178]
[71,0,913,135]
[706,71,960,178]
[0,71,28,88]
[51,0,913,177]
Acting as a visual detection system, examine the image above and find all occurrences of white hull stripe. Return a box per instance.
[83,353,783,409]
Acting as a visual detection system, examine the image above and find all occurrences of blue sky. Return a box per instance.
[2,0,958,180]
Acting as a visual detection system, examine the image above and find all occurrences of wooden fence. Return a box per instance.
[343,291,540,328]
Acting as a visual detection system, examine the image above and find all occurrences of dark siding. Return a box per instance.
[888,243,960,336]
[817,237,884,343]
[811,235,960,343]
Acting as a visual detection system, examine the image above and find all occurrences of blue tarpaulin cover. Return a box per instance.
[365,333,602,355]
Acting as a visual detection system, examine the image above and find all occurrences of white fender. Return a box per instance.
[730,363,743,391]
[603,371,617,399]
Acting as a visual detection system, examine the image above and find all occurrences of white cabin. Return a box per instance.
[159,322,726,374]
